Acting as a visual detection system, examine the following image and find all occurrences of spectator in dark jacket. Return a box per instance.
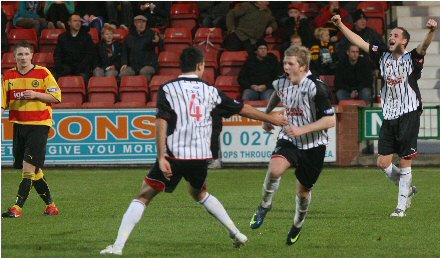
[1,8,8,53]
[54,13,94,82]
[93,24,122,77]
[335,44,373,105]
[283,4,313,48]
[105,2,134,30]
[238,40,280,101]
[136,2,171,28]
[120,15,160,82]
[198,1,231,31]
[337,9,386,64]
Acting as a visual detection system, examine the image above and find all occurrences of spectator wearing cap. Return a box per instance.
[238,39,281,101]
[120,15,160,83]
[283,4,314,48]
[315,1,351,42]
[226,1,277,52]
[336,9,386,63]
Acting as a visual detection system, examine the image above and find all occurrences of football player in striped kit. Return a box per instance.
[100,47,287,255]
[1,41,61,218]
[249,45,336,245]
[332,15,437,217]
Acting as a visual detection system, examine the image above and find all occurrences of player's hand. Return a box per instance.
[23,90,38,99]
[285,125,306,137]
[262,122,274,132]
[159,157,172,180]
[427,19,438,31]
[270,112,288,127]
[331,15,342,27]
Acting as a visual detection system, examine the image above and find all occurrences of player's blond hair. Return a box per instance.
[284,45,311,69]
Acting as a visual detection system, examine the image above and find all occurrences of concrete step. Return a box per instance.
[398,16,440,29]
[420,67,440,79]
[402,1,440,7]
[407,41,440,54]
[418,79,440,89]
[424,54,440,66]
[421,89,440,102]
[395,5,440,17]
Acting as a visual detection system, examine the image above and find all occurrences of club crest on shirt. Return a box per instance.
[372,45,379,52]
[32,80,39,88]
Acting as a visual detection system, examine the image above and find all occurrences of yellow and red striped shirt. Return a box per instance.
[1,65,61,127]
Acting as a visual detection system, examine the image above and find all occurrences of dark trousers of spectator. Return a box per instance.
[45,4,70,26]
[227,32,256,53]
[106,2,133,27]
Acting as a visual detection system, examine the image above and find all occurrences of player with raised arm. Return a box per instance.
[249,45,336,245]
[100,47,287,255]
[332,15,437,217]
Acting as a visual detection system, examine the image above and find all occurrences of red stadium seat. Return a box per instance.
[264,35,283,51]
[8,28,38,51]
[338,99,367,106]
[201,70,215,85]
[2,2,18,21]
[163,27,192,52]
[112,28,128,43]
[214,75,240,92]
[88,27,100,44]
[269,50,281,62]
[170,3,199,31]
[115,75,149,107]
[83,76,118,108]
[219,51,248,76]
[357,2,386,24]
[1,52,16,74]
[319,75,337,104]
[55,76,86,108]
[367,18,385,35]
[39,28,65,52]
[244,100,268,107]
[158,51,181,76]
[33,52,54,69]
[149,75,177,92]
[194,28,223,50]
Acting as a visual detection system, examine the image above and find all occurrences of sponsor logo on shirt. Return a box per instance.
[372,45,379,52]
[324,108,334,115]
[47,87,58,92]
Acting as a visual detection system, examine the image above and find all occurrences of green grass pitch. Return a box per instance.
[2,167,440,258]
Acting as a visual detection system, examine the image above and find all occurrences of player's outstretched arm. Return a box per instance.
[417,18,438,55]
[285,116,335,137]
[239,104,287,127]
[331,15,369,53]
[263,91,281,132]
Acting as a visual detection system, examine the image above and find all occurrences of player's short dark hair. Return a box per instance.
[180,47,204,73]
[14,41,34,54]
[396,26,410,47]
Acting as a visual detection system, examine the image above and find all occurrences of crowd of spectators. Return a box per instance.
[2,1,389,105]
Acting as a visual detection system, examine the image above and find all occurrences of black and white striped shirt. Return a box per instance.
[157,74,243,159]
[370,45,424,120]
[273,72,334,150]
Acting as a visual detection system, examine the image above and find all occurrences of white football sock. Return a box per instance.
[261,173,281,208]
[113,199,146,250]
[293,192,311,228]
[200,193,239,235]
[383,164,400,185]
[397,167,412,210]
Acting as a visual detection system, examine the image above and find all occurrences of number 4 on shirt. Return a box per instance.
[189,93,202,122]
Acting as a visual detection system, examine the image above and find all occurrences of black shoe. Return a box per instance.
[286,225,302,245]
[249,205,271,229]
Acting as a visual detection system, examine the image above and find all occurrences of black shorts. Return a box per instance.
[378,110,420,158]
[13,124,50,169]
[272,139,326,189]
[145,158,208,193]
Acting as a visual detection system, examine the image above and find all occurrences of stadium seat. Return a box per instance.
[83,76,118,108]
[357,2,386,24]
[170,3,199,31]
[1,52,16,74]
[288,3,320,19]
[88,27,100,44]
[32,52,54,69]
[158,51,181,76]
[264,35,283,51]
[115,75,149,108]
[112,28,128,43]
[319,75,337,104]
[2,2,18,21]
[149,75,177,92]
[269,50,281,62]
[201,71,215,85]
[193,28,223,50]
[219,51,248,76]
[8,28,38,51]
[55,76,86,108]
[163,27,193,52]
[367,18,385,35]
[244,100,268,107]
[39,28,65,52]
[214,75,240,92]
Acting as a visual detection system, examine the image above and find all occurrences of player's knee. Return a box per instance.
[377,157,391,170]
